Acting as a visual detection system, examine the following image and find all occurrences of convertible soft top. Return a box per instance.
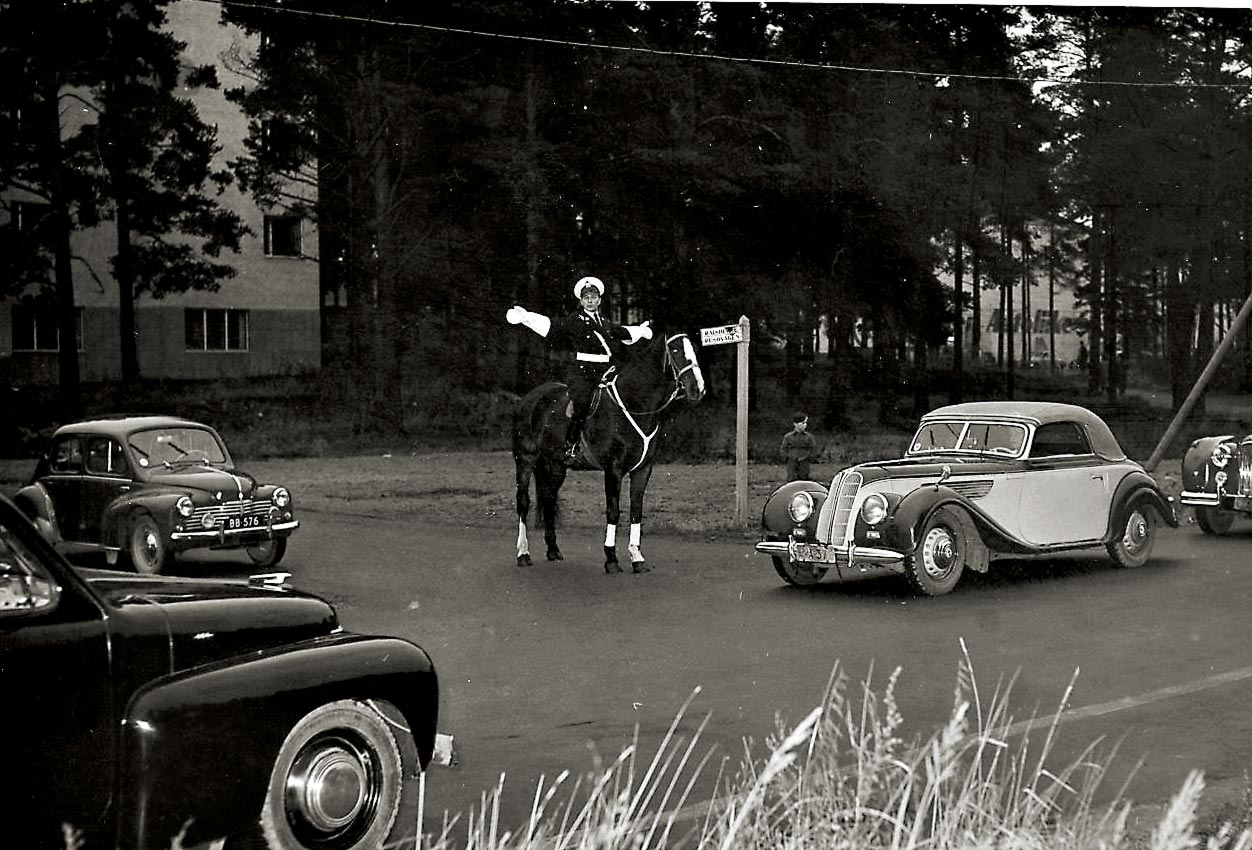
[920,401,1127,462]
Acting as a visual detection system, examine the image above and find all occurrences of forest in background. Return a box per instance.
[7,3,1252,435]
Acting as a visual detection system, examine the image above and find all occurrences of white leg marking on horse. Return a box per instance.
[629,523,644,562]
[517,520,529,557]
[605,524,617,547]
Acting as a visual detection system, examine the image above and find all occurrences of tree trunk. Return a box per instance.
[115,192,140,384]
[1048,222,1056,372]
[950,233,964,403]
[1165,261,1196,410]
[1104,209,1120,404]
[39,74,81,418]
[1087,209,1104,396]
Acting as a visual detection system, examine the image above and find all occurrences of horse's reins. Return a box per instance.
[601,333,695,473]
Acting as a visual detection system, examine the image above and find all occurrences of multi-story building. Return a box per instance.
[0,0,319,385]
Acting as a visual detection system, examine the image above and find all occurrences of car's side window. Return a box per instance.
[1031,422,1092,457]
[85,437,130,477]
[48,437,84,474]
[0,525,59,613]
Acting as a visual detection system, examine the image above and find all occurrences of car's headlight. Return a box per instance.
[176,496,195,518]
[272,487,291,509]
[1212,442,1235,467]
[860,493,888,526]
[788,492,814,523]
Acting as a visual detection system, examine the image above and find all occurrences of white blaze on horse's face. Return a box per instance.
[670,335,705,402]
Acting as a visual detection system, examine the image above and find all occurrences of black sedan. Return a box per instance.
[15,415,298,574]
[0,494,438,850]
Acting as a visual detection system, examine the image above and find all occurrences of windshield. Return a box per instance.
[128,427,228,469]
[909,420,1027,458]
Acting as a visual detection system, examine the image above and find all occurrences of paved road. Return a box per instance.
[217,510,1252,835]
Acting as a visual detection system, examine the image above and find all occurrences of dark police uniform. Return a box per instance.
[548,309,635,452]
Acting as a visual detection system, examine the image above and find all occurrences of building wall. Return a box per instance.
[1,0,320,385]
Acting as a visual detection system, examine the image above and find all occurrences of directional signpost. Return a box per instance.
[701,316,751,525]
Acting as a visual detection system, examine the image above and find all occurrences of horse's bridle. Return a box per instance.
[663,333,700,405]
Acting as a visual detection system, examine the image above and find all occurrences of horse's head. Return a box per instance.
[663,332,706,404]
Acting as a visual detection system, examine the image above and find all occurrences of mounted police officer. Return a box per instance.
[507,276,653,463]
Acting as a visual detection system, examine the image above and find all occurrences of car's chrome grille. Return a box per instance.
[1241,438,1252,497]
[822,472,862,545]
[190,499,270,524]
[947,480,992,500]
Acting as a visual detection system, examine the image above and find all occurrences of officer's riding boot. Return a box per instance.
[564,416,584,465]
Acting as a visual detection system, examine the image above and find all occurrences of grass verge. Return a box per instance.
[410,645,1249,850]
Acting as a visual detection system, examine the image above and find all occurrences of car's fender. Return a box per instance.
[760,479,828,539]
[1181,435,1237,497]
[12,482,62,544]
[115,633,439,850]
[1107,470,1178,534]
[101,491,184,548]
[878,487,1000,572]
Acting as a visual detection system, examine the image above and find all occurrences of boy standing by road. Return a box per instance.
[780,413,817,481]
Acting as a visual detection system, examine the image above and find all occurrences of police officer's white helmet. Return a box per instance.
[574,276,604,298]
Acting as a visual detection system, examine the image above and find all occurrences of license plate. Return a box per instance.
[225,515,263,530]
[790,542,839,565]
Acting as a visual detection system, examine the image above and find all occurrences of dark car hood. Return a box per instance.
[144,465,261,498]
[81,570,337,673]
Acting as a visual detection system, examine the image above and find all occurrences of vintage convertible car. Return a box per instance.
[1181,431,1252,534]
[0,493,438,850]
[15,414,298,574]
[756,401,1176,596]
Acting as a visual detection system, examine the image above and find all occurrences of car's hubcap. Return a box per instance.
[1123,511,1149,554]
[138,529,160,564]
[921,527,956,578]
[287,736,375,836]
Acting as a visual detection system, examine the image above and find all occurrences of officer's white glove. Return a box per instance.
[624,320,653,344]
[507,306,551,337]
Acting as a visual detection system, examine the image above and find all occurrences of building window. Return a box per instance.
[185,308,249,352]
[263,215,302,257]
[11,303,81,352]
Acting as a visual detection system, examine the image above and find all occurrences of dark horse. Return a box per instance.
[512,331,706,573]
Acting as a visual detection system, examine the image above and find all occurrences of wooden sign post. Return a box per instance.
[700,316,751,526]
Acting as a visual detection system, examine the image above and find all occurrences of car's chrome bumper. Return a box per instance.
[172,519,299,543]
[1180,491,1252,510]
[756,538,905,581]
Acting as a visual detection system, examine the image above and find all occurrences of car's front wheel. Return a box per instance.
[1195,505,1238,536]
[246,538,288,567]
[1107,503,1155,568]
[257,699,418,850]
[771,555,828,586]
[128,514,173,575]
[904,507,966,596]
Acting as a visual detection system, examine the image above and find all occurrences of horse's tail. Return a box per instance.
[512,381,569,460]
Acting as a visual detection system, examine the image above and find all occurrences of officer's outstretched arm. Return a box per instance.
[506,305,552,338]
[623,319,653,344]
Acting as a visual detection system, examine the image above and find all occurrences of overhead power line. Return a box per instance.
[210,0,1252,91]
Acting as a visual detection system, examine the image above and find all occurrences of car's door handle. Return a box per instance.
[1091,475,1104,481]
